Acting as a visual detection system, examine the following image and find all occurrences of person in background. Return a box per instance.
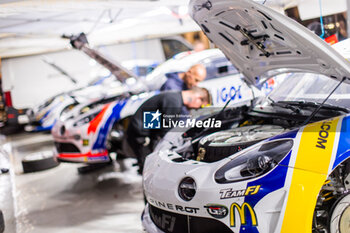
[126,87,211,174]
[160,64,207,91]
[338,20,348,41]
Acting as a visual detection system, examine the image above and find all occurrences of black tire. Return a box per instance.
[22,151,59,173]
[0,210,4,233]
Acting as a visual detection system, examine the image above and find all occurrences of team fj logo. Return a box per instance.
[143,110,162,129]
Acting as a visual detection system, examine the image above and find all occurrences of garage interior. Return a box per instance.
[1,0,350,233]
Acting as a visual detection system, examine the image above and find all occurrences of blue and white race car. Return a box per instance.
[141,1,350,233]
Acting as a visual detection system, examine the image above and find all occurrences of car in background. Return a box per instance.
[141,1,350,233]
[51,48,261,164]
[1,32,194,129]
[24,59,158,132]
[52,91,157,163]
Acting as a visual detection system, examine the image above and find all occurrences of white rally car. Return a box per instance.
[52,49,261,164]
[142,1,350,233]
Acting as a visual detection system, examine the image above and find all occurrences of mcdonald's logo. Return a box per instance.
[230,202,258,227]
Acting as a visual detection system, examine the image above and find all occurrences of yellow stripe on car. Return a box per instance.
[281,118,339,233]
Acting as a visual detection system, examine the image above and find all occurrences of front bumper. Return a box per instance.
[143,146,294,233]
[142,150,237,233]
[56,148,110,163]
[52,121,110,164]
[142,204,164,233]
[142,203,233,233]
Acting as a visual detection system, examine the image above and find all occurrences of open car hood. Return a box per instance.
[189,0,350,85]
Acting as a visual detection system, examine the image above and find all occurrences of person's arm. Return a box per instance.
[160,73,184,91]
[160,81,174,91]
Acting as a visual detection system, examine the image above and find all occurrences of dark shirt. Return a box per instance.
[127,91,185,138]
[160,72,188,91]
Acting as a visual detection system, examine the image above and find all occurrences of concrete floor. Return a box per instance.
[0,132,145,233]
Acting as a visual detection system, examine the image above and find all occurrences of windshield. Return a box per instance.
[266,73,350,109]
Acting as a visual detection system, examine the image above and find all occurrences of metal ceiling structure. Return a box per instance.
[0,0,199,58]
[0,0,338,58]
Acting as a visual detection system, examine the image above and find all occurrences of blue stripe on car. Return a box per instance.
[92,100,127,150]
[333,115,350,169]
[239,153,291,232]
[33,120,56,132]
[38,101,62,123]
[239,131,297,232]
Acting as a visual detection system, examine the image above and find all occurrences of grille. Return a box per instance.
[149,205,233,233]
[55,142,80,153]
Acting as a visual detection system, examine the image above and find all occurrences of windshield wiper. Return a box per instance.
[277,100,350,114]
[268,97,301,114]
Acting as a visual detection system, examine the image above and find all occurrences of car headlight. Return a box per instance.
[73,112,99,127]
[215,139,293,183]
[178,177,197,201]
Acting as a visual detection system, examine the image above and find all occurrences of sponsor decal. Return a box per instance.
[87,156,109,161]
[148,198,199,214]
[316,121,331,149]
[149,206,176,232]
[230,202,258,227]
[143,110,161,129]
[220,185,261,199]
[82,139,89,146]
[204,204,228,219]
[217,85,242,103]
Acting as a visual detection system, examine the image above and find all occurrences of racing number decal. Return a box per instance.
[230,202,258,227]
[281,118,340,233]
